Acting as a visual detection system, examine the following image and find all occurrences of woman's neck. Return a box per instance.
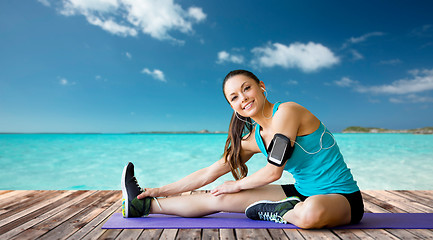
[251,100,274,129]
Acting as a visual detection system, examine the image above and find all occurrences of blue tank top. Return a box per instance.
[255,102,359,196]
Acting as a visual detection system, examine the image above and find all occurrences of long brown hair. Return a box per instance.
[222,70,261,180]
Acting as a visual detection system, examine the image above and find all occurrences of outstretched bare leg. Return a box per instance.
[149,185,287,217]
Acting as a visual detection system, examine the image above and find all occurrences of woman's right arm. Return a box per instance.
[137,157,231,199]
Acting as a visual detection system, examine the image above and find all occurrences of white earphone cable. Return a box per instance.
[290,123,336,155]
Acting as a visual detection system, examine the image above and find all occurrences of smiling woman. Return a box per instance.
[120,69,364,229]
[221,70,270,180]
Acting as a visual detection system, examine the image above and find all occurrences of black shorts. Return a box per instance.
[281,184,364,224]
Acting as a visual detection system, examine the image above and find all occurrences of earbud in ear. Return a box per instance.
[261,87,265,91]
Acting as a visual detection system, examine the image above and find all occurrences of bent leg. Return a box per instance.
[150,184,287,217]
[283,194,351,229]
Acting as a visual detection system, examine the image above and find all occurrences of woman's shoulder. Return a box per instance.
[276,101,305,117]
[278,101,303,109]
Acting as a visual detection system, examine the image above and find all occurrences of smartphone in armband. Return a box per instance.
[267,134,294,167]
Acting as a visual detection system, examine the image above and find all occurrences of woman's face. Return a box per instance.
[224,74,265,117]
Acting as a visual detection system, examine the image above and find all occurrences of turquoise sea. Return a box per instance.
[0,133,432,190]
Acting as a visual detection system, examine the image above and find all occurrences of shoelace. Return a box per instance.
[140,186,163,211]
[132,176,140,189]
[258,212,287,224]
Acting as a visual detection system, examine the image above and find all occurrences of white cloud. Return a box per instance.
[125,52,132,59]
[86,15,137,37]
[335,69,433,103]
[57,0,206,42]
[142,68,166,82]
[251,42,340,73]
[188,7,206,22]
[358,69,433,95]
[342,32,385,49]
[59,77,76,86]
[410,24,433,38]
[59,0,119,17]
[390,94,433,103]
[334,77,359,87]
[37,0,51,7]
[349,32,385,44]
[216,51,244,64]
[286,80,298,85]
[60,78,68,85]
[350,49,364,60]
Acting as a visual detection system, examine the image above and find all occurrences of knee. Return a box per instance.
[212,193,232,207]
[296,200,326,229]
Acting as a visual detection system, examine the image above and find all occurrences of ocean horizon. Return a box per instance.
[1,133,432,191]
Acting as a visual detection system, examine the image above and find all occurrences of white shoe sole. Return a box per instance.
[121,164,129,218]
[245,196,300,214]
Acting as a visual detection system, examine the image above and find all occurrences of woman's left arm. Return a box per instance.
[211,103,302,196]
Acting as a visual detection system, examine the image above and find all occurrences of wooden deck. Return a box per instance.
[0,190,432,239]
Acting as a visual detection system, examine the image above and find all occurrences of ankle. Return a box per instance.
[150,197,163,214]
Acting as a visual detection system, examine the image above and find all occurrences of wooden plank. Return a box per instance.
[71,201,122,240]
[383,191,433,239]
[362,191,405,213]
[98,228,122,239]
[115,229,143,239]
[332,229,372,239]
[0,190,52,210]
[387,190,433,212]
[383,191,433,213]
[0,190,431,240]
[219,229,236,240]
[406,229,433,239]
[282,229,305,239]
[363,190,429,239]
[361,229,401,239]
[389,229,428,239]
[363,199,390,213]
[0,190,50,213]
[0,190,26,201]
[360,193,406,240]
[0,190,13,196]
[0,190,73,228]
[0,190,95,239]
[202,229,219,240]
[297,229,339,239]
[0,190,64,221]
[10,191,112,239]
[176,229,201,239]
[377,190,433,212]
[0,190,40,216]
[159,229,178,240]
[332,191,404,239]
[235,228,272,239]
[37,191,121,240]
[138,229,164,240]
[407,190,433,204]
[331,229,363,239]
[267,228,289,239]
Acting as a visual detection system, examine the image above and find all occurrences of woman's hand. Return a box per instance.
[137,188,160,199]
[211,180,241,196]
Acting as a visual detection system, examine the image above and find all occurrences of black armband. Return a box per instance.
[267,133,294,167]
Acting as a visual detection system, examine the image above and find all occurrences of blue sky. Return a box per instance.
[1,0,433,133]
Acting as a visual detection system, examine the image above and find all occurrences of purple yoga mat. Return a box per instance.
[102,212,433,229]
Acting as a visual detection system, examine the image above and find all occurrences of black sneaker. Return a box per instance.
[121,162,151,218]
[245,196,301,224]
